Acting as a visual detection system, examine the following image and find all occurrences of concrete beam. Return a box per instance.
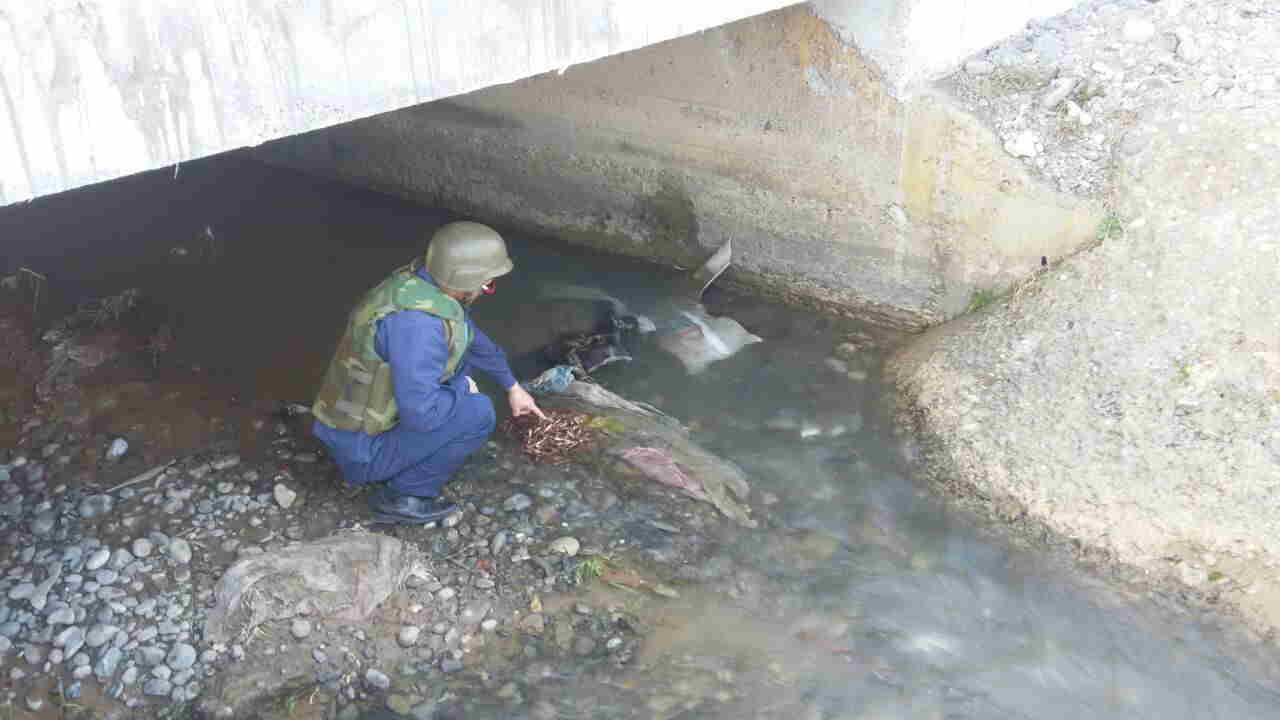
[0,0,793,205]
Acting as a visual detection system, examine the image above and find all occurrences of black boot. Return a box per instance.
[368,484,459,525]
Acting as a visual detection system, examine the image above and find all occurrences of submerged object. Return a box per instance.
[540,240,762,375]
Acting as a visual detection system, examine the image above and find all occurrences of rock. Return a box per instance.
[211,454,241,471]
[397,626,421,647]
[131,538,153,558]
[573,636,596,656]
[79,494,115,519]
[1180,563,1209,587]
[86,624,119,648]
[32,509,57,535]
[9,583,34,600]
[1122,17,1156,43]
[95,646,123,678]
[440,657,463,673]
[365,668,391,691]
[441,512,462,529]
[273,483,297,509]
[26,695,43,712]
[547,537,580,557]
[290,619,312,639]
[96,569,119,585]
[964,59,994,75]
[105,438,129,460]
[503,493,533,512]
[48,607,76,625]
[121,665,139,685]
[23,645,43,664]
[481,619,498,632]
[1003,130,1039,158]
[85,547,111,571]
[436,587,456,601]
[474,577,495,589]
[137,646,166,665]
[168,539,192,565]
[460,600,491,625]
[166,643,196,671]
[312,648,327,663]
[1040,76,1079,110]
[490,531,508,555]
[144,678,173,696]
[519,614,545,633]
[109,548,134,571]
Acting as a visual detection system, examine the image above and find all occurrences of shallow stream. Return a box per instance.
[3,154,1278,719]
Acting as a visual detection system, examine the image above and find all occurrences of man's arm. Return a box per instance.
[465,322,519,391]
[378,311,482,433]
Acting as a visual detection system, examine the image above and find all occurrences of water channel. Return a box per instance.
[2,154,1279,719]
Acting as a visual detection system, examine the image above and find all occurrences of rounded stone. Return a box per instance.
[397,626,420,648]
[85,624,119,648]
[31,510,57,536]
[85,547,111,571]
[79,494,115,519]
[547,536,580,557]
[290,619,312,639]
[130,539,153,558]
[365,668,391,691]
[166,643,196,671]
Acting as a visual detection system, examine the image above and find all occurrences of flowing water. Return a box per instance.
[3,154,1279,719]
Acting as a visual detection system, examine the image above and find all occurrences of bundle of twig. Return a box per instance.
[500,409,595,464]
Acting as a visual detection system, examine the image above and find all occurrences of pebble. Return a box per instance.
[48,607,76,625]
[86,624,119,648]
[474,577,495,589]
[440,657,463,673]
[138,646,166,665]
[481,619,498,632]
[548,536,580,557]
[291,619,312,639]
[167,642,197,671]
[9,582,34,600]
[79,494,115,518]
[274,483,298,509]
[1122,17,1156,43]
[26,695,43,712]
[32,509,58,535]
[397,625,421,647]
[95,646,123,678]
[131,538,153,558]
[85,547,111,571]
[168,538,192,565]
[460,600,491,625]
[365,668,391,691]
[1004,130,1040,158]
[491,531,508,555]
[211,455,241,471]
[106,438,129,460]
[437,587,456,601]
[441,512,463,528]
[144,678,173,696]
[503,493,533,512]
[312,648,328,663]
[573,636,597,656]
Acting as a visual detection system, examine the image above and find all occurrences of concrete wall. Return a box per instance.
[261,4,1101,329]
[812,0,1082,98]
[0,0,793,205]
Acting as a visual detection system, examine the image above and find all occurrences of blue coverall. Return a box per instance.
[312,269,518,498]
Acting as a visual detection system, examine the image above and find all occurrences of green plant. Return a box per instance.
[966,287,1000,313]
[574,554,608,585]
[1095,213,1124,244]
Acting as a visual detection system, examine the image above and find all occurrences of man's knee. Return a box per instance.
[460,396,496,438]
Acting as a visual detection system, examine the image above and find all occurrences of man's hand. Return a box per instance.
[508,384,546,419]
[465,376,479,394]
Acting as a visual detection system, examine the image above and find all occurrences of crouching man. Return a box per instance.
[312,221,545,524]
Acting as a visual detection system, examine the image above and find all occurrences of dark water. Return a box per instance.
[3,153,1279,719]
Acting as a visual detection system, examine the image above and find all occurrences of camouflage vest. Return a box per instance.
[312,263,472,435]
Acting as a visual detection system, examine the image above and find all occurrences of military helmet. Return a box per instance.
[424,221,514,293]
